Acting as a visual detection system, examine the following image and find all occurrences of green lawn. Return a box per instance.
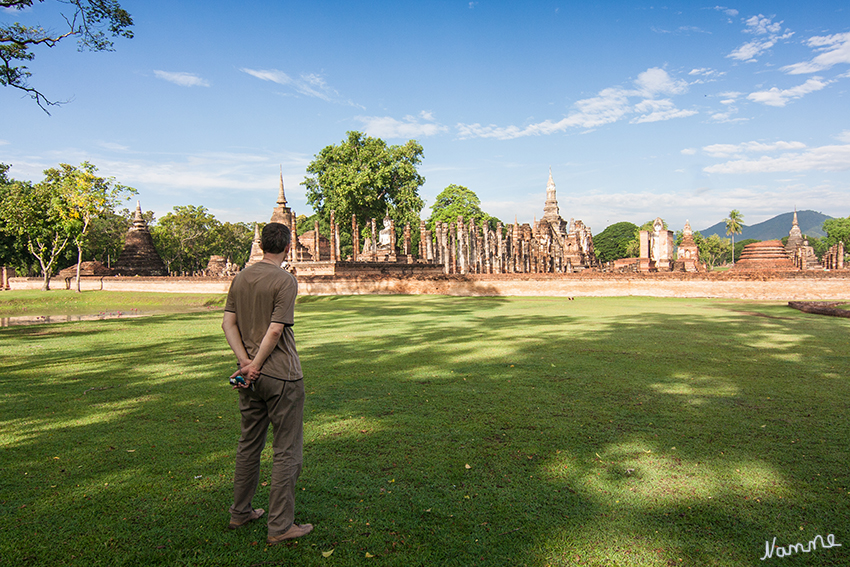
[1,292,848,566]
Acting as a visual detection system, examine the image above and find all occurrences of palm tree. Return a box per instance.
[725,209,744,265]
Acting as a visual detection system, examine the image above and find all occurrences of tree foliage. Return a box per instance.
[699,233,732,269]
[0,163,73,289]
[303,131,426,258]
[40,161,134,290]
[594,221,639,263]
[0,162,133,289]
[823,216,850,249]
[150,205,253,274]
[724,210,744,265]
[1,0,134,113]
[426,184,500,234]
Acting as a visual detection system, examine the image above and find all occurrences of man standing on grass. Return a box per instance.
[221,222,312,545]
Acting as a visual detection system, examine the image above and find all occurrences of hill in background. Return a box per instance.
[698,210,832,241]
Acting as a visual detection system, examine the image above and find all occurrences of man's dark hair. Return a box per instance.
[261,223,291,254]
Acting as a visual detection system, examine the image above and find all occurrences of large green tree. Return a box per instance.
[1,0,133,113]
[724,210,744,265]
[0,164,74,289]
[210,221,254,268]
[151,205,221,274]
[0,164,35,275]
[40,162,134,291]
[823,216,850,249]
[426,184,500,234]
[699,234,732,269]
[594,221,639,263]
[303,131,425,258]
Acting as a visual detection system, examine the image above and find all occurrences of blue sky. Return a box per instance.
[2,1,849,234]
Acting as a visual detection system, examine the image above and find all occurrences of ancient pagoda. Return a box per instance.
[113,201,168,276]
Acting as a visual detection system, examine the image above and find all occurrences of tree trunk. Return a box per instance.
[75,245,83,292]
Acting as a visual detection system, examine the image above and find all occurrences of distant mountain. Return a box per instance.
[698,210,833,241]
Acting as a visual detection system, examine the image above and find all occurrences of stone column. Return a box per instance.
[329,211,337,263]
[334,219,341,261]
[370,218,377,261]
[351,215,359,262]
[419,220,427,261]
[482,222,490,274]
[457,216,467,274]
[496,222,503,274]
[314,220,320,261]
[403,222,411,262]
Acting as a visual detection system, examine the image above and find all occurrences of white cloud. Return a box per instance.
[153,71,210,87]
[241,68,361,107]
[728,38,778,61]
[631,99,698,123]
[688,68,726,82]
[0,139,9,146]
[456,68,695,140]
[355,113,449,139]
[704,143,850,173]
[703,141,807,158]
[713,6,739,18]
[634,67,689,96]
[241,68,292,85]
[747,77,830,106]
[742,14,782,35]
[727,15,793,61]
[782,32,850,74]
[837,131,850,143]
[681,148,697,155]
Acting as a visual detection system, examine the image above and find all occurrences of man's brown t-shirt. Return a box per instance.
[224,261,302,381]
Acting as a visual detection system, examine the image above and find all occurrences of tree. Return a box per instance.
[40,162,134,291]
[303,131,425,258]
[1,0,133,113]
[210,221,254,267]
[151,205,220,274]
[0,164,33,275]
[0,163,73,289]
[823,216,850,249]
[427,184,500,234]
[724,210,744,265]
[594,221,639,263]
[698,234,732,269]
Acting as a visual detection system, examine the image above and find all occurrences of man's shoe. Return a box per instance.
[228,508,264,529]
[267,523,313,545]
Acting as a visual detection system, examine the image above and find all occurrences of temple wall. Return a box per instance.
[8,270,850,300]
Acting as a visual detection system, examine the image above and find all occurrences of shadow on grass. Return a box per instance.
[1,297,848,566]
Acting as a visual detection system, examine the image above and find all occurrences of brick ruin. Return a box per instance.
[731,209,842,272]
[267,169,599,276]
[38,170,847,282]
[112,201,168,276]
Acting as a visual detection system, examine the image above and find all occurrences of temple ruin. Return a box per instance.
[113,201,167,276]
[267,169,598,275]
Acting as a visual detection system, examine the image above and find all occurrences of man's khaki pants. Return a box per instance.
[230,376,304,537]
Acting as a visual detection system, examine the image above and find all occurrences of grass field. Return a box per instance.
[1,291,848,566]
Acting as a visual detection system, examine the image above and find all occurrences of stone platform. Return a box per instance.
[7,270,850,301]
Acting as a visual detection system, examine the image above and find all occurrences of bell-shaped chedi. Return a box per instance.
[113,201,168,276]
[732,240,794,271]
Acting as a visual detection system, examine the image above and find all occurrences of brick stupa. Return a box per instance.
[113,201,168,276]
[732,240,795,271]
